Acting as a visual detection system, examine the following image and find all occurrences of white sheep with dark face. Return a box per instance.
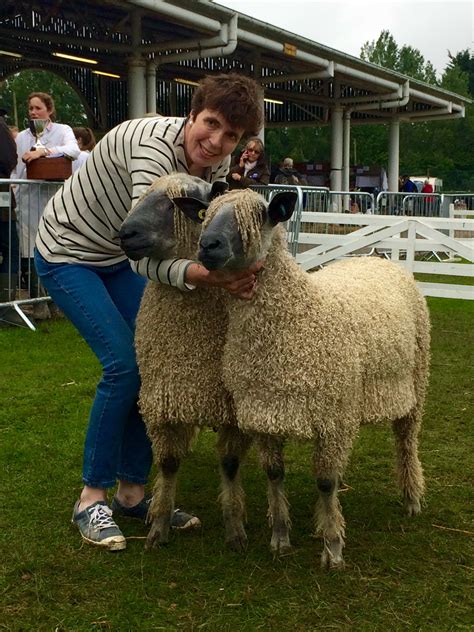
[174,187,430,568]
[120,175,252,552]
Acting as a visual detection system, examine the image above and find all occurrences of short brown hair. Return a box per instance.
[191,73,263,137]
[73,126,96,151]
[28,92,56,120]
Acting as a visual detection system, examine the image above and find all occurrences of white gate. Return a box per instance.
[294,212,474,300]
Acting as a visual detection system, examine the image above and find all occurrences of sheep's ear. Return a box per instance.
[268,192,298,225]
[210,181,229,199]
[172,196,207,223]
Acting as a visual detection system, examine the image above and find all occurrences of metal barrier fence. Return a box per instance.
[441,193,474,218]
[1,179,473,328]
[0,178,63,329]
[329,191,375,214]
[376,192,442,217]
[251,184,329,255]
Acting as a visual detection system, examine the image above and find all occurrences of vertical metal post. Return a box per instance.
[330,106,343,210]
[128,10,146,119]
[388,118,400,192]
[146,61,157,113]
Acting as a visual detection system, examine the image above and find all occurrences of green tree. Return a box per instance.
[446,49,474,96]
[360,30,438,84]
[0,69,87,128]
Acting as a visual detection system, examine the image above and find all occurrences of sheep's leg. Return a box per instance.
[313,429,355,570]
[314,475,345,569]
[256,434,292,555]
[217,425,252,552]
[392,410,424,516]
[146,424,197,550]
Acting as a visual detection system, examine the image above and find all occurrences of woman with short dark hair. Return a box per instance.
[34,73,264,552]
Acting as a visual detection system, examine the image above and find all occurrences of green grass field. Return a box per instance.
[1,298,473,631]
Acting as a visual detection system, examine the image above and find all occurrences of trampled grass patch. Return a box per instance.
[1,298,473,631]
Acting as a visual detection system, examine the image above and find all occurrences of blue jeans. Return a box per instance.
[34,250,152,488]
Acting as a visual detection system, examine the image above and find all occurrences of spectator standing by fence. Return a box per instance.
[401,175,417,193]
[11,92,79,304]
[274,157,307,185]
[226,137,269,189]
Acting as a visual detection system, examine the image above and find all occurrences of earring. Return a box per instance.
[188,120,193,126]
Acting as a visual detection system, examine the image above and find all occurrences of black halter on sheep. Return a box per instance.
[175,187,430,569]
[120,174,252,552]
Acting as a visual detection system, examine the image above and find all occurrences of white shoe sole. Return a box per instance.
[172,516,201,531]
[80,534,127,551]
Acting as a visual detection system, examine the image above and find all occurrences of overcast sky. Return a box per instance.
[218,1,473,77]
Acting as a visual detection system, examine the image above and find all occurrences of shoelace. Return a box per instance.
[88,504,117,529]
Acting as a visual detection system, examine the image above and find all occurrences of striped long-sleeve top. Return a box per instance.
[35,116,230,290]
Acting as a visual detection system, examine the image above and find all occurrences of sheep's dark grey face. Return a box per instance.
[198,191,298,272]
[198,203,249,271]
[119,190,178,260]
[119,177,220,261]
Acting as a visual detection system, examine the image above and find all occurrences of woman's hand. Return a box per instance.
[231,173,242,181]
[185,260,265,300]
[239,150,248,168]
[22,147,47,163]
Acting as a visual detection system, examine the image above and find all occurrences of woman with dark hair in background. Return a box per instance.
[72,126,96,174]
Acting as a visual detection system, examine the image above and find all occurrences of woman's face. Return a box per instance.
[185,108,243,170]
[28,97,52,120]
[245,143,261,161]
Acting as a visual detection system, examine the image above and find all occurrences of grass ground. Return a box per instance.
[1,298,473,631]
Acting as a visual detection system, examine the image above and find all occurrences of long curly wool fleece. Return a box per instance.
[203,190,431,442]
[135,177,235,430]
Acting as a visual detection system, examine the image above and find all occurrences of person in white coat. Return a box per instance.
[11,92,80,297]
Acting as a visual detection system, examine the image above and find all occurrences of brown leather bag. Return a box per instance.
[26,156,72,181]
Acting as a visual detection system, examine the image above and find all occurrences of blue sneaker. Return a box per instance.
[72,501,126,551]
[111,496,201,530]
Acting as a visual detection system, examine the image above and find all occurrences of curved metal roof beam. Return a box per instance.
[157,14,237,63]
[348,81,410,112]
[127,0,223,32]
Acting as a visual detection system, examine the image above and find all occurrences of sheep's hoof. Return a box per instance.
[404,497,422,516]
[145,520,170,550]
[226,532,248,553]
[320,540,345,570]
[270,536,292,556]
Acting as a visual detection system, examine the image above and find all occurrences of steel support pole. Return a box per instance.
[330,107,343,204]
[388,118,400,192]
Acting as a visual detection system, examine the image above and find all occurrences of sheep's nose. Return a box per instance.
[200,234,222,252]
[118,226,137,242]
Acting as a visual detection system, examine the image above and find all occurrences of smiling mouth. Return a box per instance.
[200,144,219,159]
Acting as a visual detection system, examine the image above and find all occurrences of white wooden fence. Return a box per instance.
[293,212,474,300]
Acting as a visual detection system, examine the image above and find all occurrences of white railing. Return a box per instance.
[294,212,474,300]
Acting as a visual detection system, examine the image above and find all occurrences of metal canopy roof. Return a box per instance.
[0,0,470,130]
